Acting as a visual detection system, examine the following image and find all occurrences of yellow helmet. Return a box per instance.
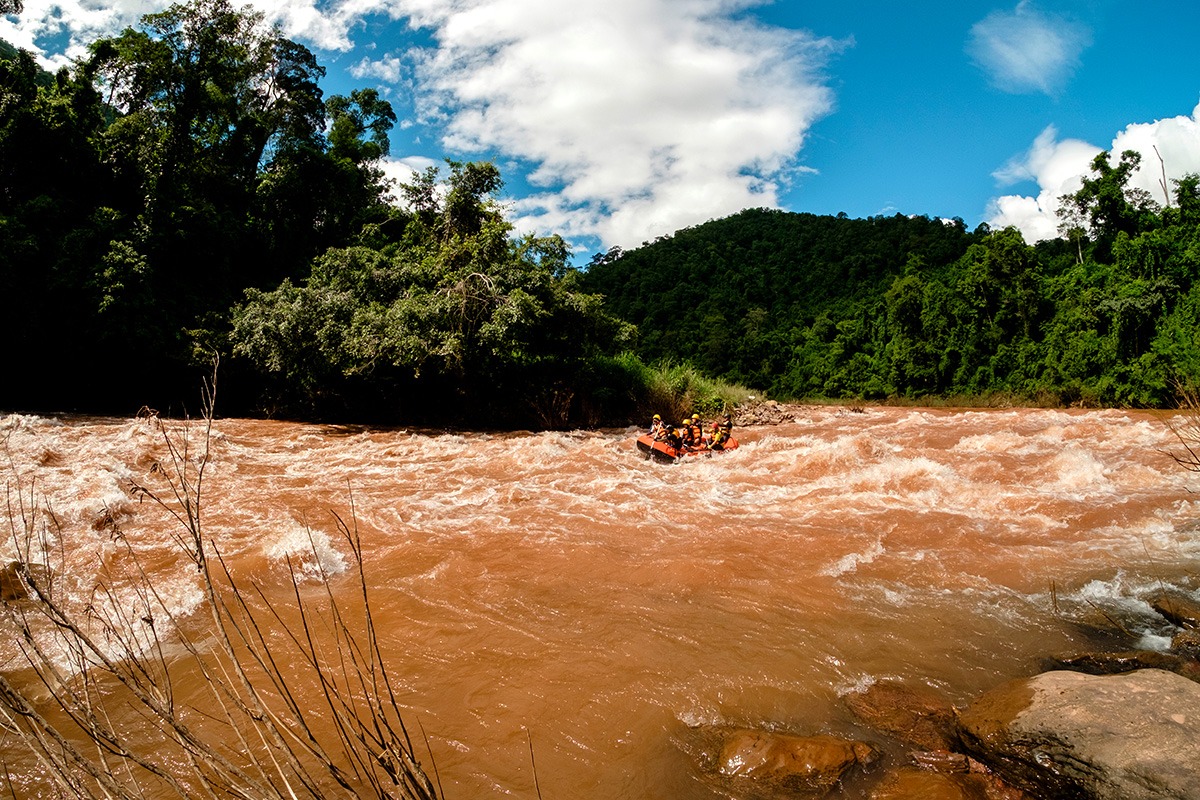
[653,414,661,420]
[692,414,700,420]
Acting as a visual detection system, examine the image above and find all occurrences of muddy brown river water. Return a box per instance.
[2,407,1199,797]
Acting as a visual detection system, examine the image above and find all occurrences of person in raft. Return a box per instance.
[662,422,683,450]
[689,414,707,447]
[709,422,729,450]
[678,420,697,450]
[649,413,665,436]
[710,413,734,450]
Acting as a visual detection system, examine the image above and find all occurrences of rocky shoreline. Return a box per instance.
[681,589,1200,800]
[695,401,1200,799]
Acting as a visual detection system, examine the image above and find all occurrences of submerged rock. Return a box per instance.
[715,728,877,794]
[844,680,959,751]
[958,669,1200,799]
[869,766,1030,800]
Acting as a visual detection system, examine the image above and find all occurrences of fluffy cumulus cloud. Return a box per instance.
[0,0,160,66]
[351,53,403,83]
[987,102,1200,241]
[966,1,1091,95]
[0,0,362,66]
[5,0,838,250]
[397,0,839,248]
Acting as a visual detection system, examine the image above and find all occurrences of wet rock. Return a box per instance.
[869,767,986,800]
[1042,649,1189,675]
[844,681,960,751]
[1059,604,1163,649]
[733,400,805,427]
[1172,628,1200,659]
[1148,589,1200,629]
[716,728,877,794]
[1045,649,1200,684]
[0,561,50,602]
[911,749,970,773]
[958,669,1200,799]
[868,766,1037,800]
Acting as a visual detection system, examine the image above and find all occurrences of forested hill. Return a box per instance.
[583,163,1200,408]
[580,209,979,392]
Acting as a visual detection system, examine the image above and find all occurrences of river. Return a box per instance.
[2,406,1199,797]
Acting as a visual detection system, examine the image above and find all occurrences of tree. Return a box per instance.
[85,0,337,304]
[231,162,634,425]
[1059,150,1160,256]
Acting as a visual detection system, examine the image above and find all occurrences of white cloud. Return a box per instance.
[0,0,357,68]
[397,0,840,249]
[987,102,1200,241]
[966,1,1091,95]
[6,0,838,251]
[377,154,439,203]
[350,53,403,83]
[0,0,161,68]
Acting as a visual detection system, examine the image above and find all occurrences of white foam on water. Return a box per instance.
[833,672,878,698]
[1137,633,1174,652]
[821,538,885,577]
[1049,446,1112,494]
[952,430,1039,456]
[264,524,348,580]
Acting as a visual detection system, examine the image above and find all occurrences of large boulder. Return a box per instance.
[844,680,960,750]
[958,669,1200,799]
[715,728,877,794]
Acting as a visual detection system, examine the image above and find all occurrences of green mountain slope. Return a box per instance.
[581,208,979,393]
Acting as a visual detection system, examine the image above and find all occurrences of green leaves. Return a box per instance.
[229,161,632,423]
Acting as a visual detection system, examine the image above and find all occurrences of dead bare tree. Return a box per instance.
[1164,384,1200,477]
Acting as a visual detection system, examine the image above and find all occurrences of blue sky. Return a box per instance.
[6,0,1200,260]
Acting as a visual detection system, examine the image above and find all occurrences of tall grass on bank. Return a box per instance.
[0,379,439,799]
[590,352,755,426]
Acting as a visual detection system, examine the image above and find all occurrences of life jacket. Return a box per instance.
[691,423,706,445]
[679,426,694,447]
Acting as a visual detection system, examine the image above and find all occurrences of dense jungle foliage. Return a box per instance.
[4,0,1199,425]
[0,0,634,425]
[583,154,1200,407]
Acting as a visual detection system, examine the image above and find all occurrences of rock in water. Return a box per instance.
[844,680,960,751]
[1148,589,1200,629]
[958,669,1200,799]
[717,729,876,793]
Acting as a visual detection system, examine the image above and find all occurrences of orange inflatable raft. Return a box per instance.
[635,433,739,464]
